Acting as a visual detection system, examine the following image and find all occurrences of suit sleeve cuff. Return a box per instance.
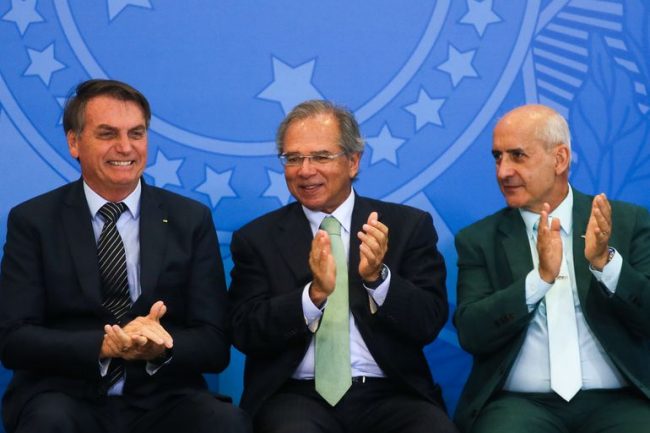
[146,348,173,375]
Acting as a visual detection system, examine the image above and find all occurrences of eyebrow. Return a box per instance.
[95,124,146,131]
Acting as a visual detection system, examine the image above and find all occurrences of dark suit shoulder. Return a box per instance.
[9,182,76,213]
[610,197,650,215]
[457,207,512,239]
[355,195,431,221]
[234,202,303,236]
[143,184,211,214]
[6,182,84,230]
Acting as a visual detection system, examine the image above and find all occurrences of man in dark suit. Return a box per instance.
[0,79,250,433]
[229,100,458,433]
[454,104,650,433]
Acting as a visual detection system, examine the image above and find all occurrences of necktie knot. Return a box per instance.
[320,216,341,236]
[99,202,127,224]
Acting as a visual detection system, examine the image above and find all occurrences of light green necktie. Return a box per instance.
[314,216,352,406]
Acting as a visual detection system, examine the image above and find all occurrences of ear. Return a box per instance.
[554,144,570,175]
[67,130,79,159]
[348,152,361,179]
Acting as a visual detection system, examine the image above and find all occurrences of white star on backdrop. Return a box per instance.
[23,44,65,86]
[2,0,43,35]
[146,150,184,188]
[437,45,478,87]
[366,124,405,165]
[107,0,152,21]
[262,169,292,205]
[257,57,324,114]
[56,97,66,125]
[195,166,237,209]
[404,89,445,130]
[460,0,501,37]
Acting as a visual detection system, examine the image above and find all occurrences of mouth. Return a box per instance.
[300,183,323,192]
[500,181,522,189]
[108,160,135,167]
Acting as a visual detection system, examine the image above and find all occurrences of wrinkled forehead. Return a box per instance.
[283,114,342,151]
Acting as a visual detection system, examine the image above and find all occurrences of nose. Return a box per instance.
[496,160,513,180]
[296,157,317,175]
[114,133,133,153]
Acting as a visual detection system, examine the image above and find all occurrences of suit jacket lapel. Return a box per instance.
[138,182,167,305]
[61,179,103,307]
[275,204,313,284]
[572,190,593,298]
[349,196,370,310]
[498,208,534,283]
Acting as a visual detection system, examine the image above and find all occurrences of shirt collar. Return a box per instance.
[302,189,355,234]
[519,185,573,236]
[83,180,142,220]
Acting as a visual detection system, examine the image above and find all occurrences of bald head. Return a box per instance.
[495,104,571,154]
[492,104,572,212]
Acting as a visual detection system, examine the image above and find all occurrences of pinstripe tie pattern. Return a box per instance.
[97,202,130,390]
[98,202,131,322]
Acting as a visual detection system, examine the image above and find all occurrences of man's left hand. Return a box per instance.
[103,300,174,361]
[358,211,389,282]
[585,193,612,270]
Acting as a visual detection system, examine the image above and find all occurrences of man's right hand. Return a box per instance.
[536,202,563,283]
[308,229,336,307]
[100,300,173,361]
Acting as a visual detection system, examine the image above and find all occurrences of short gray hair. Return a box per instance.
[276,100,364,155]
[537,109,571,153]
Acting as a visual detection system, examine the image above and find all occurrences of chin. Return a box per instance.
[504,197,524,209]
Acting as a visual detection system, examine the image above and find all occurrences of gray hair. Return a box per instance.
[536,109,571,153]
[275,100,364,155]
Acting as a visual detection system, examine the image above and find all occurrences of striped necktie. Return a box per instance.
[97,201,131,389]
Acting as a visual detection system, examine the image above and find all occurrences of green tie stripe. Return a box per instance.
[314,216,352,406]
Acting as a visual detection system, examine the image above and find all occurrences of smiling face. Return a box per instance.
[67,95,148,202]
[283,113,360,213]
[492,105,570,213]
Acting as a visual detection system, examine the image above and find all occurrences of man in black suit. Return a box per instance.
[0,79,250,433]
[229,100,458,433]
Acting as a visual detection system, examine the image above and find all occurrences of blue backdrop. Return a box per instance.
[1,0,650,427]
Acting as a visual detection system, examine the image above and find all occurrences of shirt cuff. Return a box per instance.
[525,270,553,311]
[589,249,622,294]
[302,283,324,333]
[146,349,173,375]
[99,357,110,377]
[364,267,391,307]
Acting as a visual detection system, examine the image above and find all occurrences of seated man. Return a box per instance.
[454,104,650,433]
[0,79,251,433]
[229,100,458,433]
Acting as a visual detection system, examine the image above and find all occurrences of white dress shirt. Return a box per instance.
[292,190,388,379]
[504,186,628,392]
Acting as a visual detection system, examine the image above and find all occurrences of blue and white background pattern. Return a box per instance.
[1,0,650,425]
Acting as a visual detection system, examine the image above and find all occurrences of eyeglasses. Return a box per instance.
[279,151,347,167]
